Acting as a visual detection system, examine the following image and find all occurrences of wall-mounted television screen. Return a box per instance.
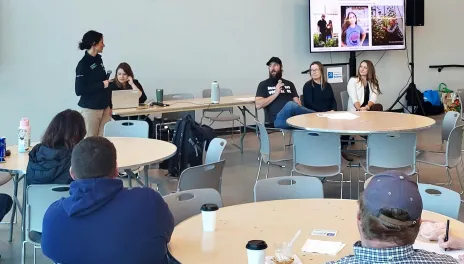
[309,0,406,52]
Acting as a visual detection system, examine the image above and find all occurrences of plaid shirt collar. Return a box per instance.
[353,241,416,262]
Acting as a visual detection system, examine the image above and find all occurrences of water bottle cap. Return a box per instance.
[20,118,29,127]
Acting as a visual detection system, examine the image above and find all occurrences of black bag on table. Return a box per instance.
[168,114,216,177]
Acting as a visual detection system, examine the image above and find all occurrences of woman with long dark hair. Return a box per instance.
[109,62,153,137]
[302,61,337,112]
[26,109,87,185]
[75,30,112,137]
[347,60,382,112]
[341,12,366,47]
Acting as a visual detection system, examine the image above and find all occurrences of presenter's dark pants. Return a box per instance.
[341,104,383,146]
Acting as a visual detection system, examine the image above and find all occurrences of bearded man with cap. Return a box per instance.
[327,170,458,264]
[255,57,315,129]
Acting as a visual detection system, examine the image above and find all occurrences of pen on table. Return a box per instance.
[445,219,450,251]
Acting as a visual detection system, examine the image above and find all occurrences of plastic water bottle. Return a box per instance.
[211,81,220,104]
[18,118,30,153]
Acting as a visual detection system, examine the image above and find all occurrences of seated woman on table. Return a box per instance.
[26,109,86,185]
[346,60,383,112]
[109,62,154,137]
[302,61,337,112]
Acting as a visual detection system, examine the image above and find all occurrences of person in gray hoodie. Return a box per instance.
[26,109,86,185]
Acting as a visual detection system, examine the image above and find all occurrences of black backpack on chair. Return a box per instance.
[168,114,216,177]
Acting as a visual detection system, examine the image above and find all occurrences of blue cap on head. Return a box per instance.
[363,170,423,227]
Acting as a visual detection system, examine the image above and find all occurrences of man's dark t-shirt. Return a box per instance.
[318,19,327,35]
[256,78,298,123]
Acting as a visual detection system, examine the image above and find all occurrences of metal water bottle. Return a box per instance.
[18,118,30,153]
[211,81,220,104]
[0,137,6,162]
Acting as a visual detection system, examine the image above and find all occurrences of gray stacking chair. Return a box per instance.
[201,88,241,145]
[291,130,346,198]
[177,160,226,194]
[457,90,464,122]
[255,120,292,183]
[418,183,461,219]
[417,111,460,153]
[104,120,149,138]
[163,189,223,226]
[360,133,417,194]
[254,176,324,202]
[204,138,227,164]
[416,125,464,192]
[22,185,70,264]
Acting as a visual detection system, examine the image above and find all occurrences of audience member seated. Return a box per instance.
[346,60,383,112]
[26,109,86,185]
[302,61,337,112]
[109,62,154,137]
[327,170,458,264]
[41,137,174,264]
[255,57,315,129]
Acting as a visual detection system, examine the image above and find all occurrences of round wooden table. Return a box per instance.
[169,199,464,263]
[286,112,436,134]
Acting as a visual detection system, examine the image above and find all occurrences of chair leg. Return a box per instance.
[340,173,344,199]
[349,169,352,200]
[265,162,271,179]
[290,169,294,176]
[33,246,37,264]
[256,158,263,183]
[231,120,235,142]
[281,130,286,150]
[21,241,26,264]
[446,168,453,188]
[456,165,464,195]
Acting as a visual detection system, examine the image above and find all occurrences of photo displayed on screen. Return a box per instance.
[340,6,369,47]
[371,6,405,46]
[309,0,406,53]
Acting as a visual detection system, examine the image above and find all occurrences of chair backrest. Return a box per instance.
[202,88,234,113]
[255,120,271,161]
[293,130,341,169]
[340,91,349,111]
[163,188,223,226]
[26,184,70,240]
[104,120,149,138]
[418,183,460,219]
[162,93,195,121]
[178,160,226,193]
[442,111,460,142]
[204,138,227,164]
[254,176,324,202]
[445,124,464,168]
[366,133,417,172]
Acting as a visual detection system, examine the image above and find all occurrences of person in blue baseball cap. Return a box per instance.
[327,171,459,264]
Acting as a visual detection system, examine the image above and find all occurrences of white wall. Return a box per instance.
[1,0,462,144]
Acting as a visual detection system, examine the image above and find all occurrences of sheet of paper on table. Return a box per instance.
[317,112,359,120]
[414,241,464,259]
[234,97,255,101]
[301,239,346,255]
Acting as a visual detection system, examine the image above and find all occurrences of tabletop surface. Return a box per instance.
[169,199,462,264]
[286,111,436,134]
[0,137,176,173]
[112,95,256,116]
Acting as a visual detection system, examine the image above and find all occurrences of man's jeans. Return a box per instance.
[274,101,315,129]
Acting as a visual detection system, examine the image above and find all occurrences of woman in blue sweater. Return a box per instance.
[302,61,337,112]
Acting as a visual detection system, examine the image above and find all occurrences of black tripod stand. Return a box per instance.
[387,18,425,115]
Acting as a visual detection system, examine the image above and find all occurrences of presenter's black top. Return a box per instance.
[256,78,298,123]
[302,80,337,112]
[361,83,370,107]
[75,52,111,110]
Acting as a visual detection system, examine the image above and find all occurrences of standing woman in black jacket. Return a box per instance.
[75,30,112,137]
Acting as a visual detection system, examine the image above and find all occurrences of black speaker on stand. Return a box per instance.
[388,0,425,114]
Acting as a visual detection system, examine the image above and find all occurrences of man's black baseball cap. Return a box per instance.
[266,57,282,66]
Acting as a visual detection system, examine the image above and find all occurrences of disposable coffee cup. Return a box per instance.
[246,240,267,264]
[201,203,219,232]
[156,89,164,103]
